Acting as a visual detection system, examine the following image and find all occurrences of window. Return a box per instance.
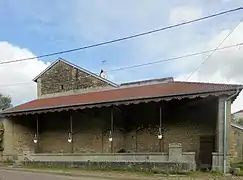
[60,85,64,90]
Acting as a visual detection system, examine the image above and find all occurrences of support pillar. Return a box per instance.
[69,113,74,153]
[213,97,231,172]
[158,102,164,152]
[35,115,40,153]
[110,107,114,153]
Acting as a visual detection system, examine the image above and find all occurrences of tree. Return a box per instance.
[0,93,12,110]
[232,116,243,126]
[0,93,10,152]
[237,118,243,126]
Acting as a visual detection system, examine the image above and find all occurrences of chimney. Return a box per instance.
[99,69,104,76]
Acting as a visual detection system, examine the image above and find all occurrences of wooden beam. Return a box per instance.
[159,102,164,152]
[70,113,74,153]
[36,115,40,152]
[110,107,114,153]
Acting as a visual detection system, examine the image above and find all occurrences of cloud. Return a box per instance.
[169,6,203,24]
[222,0,232,3]
[1,1,243,113]
[174,22,243,112]
[0,42,49,105]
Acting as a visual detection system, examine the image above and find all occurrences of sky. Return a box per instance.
[0,0,243,112]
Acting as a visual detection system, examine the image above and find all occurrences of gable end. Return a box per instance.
[34,58,118,97]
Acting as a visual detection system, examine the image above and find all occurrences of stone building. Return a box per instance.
[0,58,243,173]
[230,123,243,162]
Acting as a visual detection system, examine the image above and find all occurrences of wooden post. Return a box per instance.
[135,130,138,152]
[111,107,114,153]
[70,113,74,153]
[36,115,40,153]
[159,103,164,152]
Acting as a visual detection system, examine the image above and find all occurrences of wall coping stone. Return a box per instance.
[212,152,231,156]
[169,143,182,148]
[31,152,169,156]
[182,152,196,155]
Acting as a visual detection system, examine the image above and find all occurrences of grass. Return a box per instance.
[231,162,243,176]
[15,163,225,178]
[22,164,169,175]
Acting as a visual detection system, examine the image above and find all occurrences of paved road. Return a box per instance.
[0,169,111,180]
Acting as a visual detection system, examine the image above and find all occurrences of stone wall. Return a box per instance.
[2,97,218,170]
[20,144,196,172]
[2,116,36,157]
[230,126,243,162]
[36,60,114,97]
[36,99,216,155]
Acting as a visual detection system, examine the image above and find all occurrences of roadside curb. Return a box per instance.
[0,167,163,180]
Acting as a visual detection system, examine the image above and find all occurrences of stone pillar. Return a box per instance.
[213,97,231,172]
[2,118,15,156]
[168,143,182,162]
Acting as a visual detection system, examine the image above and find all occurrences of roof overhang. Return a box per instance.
[1,88,239,117]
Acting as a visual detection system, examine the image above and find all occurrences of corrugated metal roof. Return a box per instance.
[2,81,242,116]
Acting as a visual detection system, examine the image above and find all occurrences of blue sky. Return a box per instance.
[0,0,243,111]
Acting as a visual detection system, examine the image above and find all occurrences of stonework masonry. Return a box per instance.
[2,116,36,159]
[2,98,218,169]
[36,60,114,97]
[230,126,243,162]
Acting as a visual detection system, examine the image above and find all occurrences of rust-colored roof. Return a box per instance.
[2,81,243,115]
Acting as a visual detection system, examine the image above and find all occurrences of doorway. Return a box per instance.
[199,136,215,170]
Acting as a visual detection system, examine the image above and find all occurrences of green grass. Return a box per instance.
[230,162,243,176]
[22,164,168,175]
[18,163,225,177]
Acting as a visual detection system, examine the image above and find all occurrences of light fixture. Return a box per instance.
[33,134,38,144]
[157,127,163,140]
[68,132,72,143]
[108,131,113,142]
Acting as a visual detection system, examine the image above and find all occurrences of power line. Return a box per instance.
[1,41,242,88]
[0,7,242,66]
[186,18,243,81]
[107,42,243,72]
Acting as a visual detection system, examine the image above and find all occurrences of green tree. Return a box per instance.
[237,118,243,126]
[232,116,243,126]
[0,93,9,151]
[0,93,12,110]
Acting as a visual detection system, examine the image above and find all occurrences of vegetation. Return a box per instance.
[230,162,243,176]
[235,118,243,126]
[0,93,12,110]
[0,122,4,152]
[18,163,225,178]
[0,93,12,152]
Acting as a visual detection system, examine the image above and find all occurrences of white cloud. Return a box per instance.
[2,1,243,113]
[222,0,232,3]
[0,42,49,105]
[169,6,203,24]
[174,22,243,113]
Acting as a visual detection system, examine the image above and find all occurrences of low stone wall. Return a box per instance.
[22,153,195,172]
[18,143,196,172]
[24,153,169,162]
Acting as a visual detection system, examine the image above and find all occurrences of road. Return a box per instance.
[0,169,113,180]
